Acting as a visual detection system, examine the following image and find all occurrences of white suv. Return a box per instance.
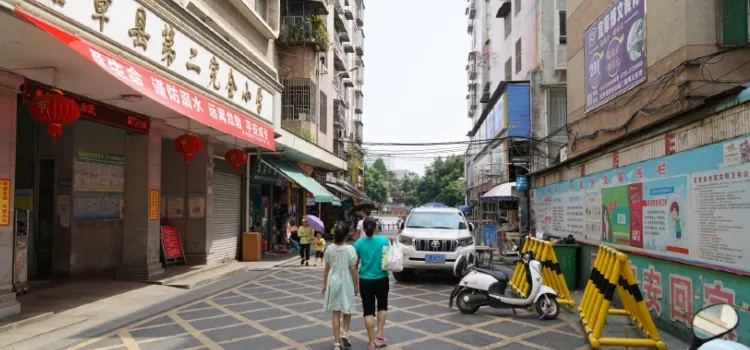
[395,207,476,281]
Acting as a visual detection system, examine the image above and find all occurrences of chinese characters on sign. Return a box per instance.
[29,1,273,123]
[160,226,184,259]
[82,45,274,150]
[149,189,159,221]
[0,179,10,226]
[252,160,279,185]
[584,0,646,112]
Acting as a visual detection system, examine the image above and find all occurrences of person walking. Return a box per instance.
[322,222,359,349]
[313,232,326,267]
[298,218,313,266]
[354,217,391,349]
[355,208,371,240]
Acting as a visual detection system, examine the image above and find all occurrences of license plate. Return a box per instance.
[425,255,446,263]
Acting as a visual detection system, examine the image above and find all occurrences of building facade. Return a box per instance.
[0,0,364,320]
[531,0,750,341]
[464,0,566,230]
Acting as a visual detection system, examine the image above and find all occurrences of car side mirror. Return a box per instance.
[692,304,738,341]
[468,223,475,232]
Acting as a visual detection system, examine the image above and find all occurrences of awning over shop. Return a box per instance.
[262,157,340,205]
[481,182,518,201]
[17,9,275,151]
[326,182,360,200]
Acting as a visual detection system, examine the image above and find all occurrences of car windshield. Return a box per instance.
[406,211,467,230]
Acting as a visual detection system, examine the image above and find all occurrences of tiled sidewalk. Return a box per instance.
[68,265,590,350]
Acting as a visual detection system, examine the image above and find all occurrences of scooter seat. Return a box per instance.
[475,268,509,282]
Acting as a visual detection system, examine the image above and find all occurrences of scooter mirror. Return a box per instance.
[692,304,738,340]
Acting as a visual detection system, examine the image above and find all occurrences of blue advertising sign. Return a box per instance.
[482,225,498,247]
[506,83,530,138]
[584,0,646,112]
[516,175,529,191]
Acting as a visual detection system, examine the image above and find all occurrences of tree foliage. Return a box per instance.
[364,158,390,204]
[380,155,465,208]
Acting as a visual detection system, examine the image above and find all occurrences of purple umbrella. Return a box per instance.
[303,214,325,232]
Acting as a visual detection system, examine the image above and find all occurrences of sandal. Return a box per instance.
[341,333,351,347]
[375,337,388,347]
[333,342,341,350]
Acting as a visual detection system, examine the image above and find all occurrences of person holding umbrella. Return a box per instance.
[298,218,314,266]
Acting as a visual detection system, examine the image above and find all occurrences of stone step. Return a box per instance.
[151,262,249,290]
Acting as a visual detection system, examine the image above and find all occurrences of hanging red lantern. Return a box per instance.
[28,89,80,145]
[173,133,204,164]
[224,148,248,172]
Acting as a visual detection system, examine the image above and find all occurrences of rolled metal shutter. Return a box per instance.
[208,171,242,263]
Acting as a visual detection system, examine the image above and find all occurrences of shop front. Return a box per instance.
[0,1,280,318]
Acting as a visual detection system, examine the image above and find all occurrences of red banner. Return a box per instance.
[17,9,275,151]
[160,226,184,259]
[628,183,644,249]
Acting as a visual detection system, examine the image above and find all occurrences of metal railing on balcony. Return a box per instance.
[334,140,347,159]
[355,122,363,143]
[355,94,362,113]
[334,100,346,127]
[279,16,329,52]
[467,0,476,19]
[332,37,348,71]
[344,1,354,20]
[354,29,364,55]
[467,61,477,80]
[355,60,364,85]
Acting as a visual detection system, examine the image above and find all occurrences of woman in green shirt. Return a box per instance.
[298,218,314,266]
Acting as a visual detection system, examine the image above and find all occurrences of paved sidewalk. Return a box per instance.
[67,264,591,350]
[0,259,297,350]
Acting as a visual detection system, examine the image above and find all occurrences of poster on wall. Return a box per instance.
[71,193,122,220]
[584,0,646,112]
[0,179,11,226]
[168,195,184,218]
[188,194,205,219]
[531,135,750,274]
[73,150,125,193]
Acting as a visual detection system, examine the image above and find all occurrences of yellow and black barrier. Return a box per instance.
[579,245,665,349]
[508,237,575,310]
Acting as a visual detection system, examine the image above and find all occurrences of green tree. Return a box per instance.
[364,158,390,204]
[414,155,465,207]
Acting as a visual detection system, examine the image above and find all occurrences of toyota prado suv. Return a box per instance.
[395,207,476,281]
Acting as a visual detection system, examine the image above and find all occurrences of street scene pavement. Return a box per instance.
[67,235,590,350]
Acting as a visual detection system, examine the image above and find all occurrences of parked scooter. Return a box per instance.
[689,303,748,350]
[448,250,560,320]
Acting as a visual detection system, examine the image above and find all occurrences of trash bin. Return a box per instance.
[552,243,580,290]
[242,232,262,261]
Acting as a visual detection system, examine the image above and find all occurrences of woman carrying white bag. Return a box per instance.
[382,239,404,272]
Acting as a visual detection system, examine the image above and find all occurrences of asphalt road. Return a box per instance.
[67,250,589,350]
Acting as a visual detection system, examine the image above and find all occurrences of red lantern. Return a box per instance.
[224,148,248,172]
[28,89,80,145]
[173,133,204,164]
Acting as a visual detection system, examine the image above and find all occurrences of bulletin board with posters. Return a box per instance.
[531,135,750,275]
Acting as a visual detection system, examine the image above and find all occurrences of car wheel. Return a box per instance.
[393,269,414,282]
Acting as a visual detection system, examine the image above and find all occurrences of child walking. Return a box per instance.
[322,222,359,349]
[314,232,327,266]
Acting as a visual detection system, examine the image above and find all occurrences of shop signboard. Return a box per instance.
[26,2,275,125]
[531,134,750,275]
[516,175,529,191]
[149,189,159,220]
[160,225,185,264]
[0,179,11,226]
[584,0,647,112]
[23,80,149,134]
[252,160,279,185]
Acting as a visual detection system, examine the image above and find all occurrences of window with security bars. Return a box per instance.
[547,87,567,136]
[281,79,316,122]
[515,38,522,74]
[320,91,328,134]
[559,11,567,43]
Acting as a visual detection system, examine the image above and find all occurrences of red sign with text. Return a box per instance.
[628,183,644,248]
[17,9,275,151]
[160,226,184,259]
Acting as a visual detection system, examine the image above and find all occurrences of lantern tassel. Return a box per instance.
[184,153,193,164]
[47,124,62,145]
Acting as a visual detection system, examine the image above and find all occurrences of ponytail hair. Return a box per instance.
[363,217,377,237]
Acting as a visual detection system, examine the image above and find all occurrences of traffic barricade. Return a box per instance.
[508,237,575,310]
[579,245,665,349]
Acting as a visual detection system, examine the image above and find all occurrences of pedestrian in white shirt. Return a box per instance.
[355,208,371,240]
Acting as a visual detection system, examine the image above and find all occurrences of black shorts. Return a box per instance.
[316,251,324,258]
[360,277,390,317]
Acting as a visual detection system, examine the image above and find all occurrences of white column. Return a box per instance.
[118,120,165,280]
[0,71,23,318]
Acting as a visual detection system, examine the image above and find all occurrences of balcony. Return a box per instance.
[334,99,346,126]
[332,37,348,71]
[343,77,354,87]
[354,120,363,144]
[279,16,330,52]
[334,140,347,159]
[281,78,318,143]
[356,4,364,26]
[467,17,473,34]
[355,93,362,113]
[466,0,476,19]
[333,3,349,38]
[467,61,477,80]
[354,29,364,55]
[344,0,354,20]
[355,60,364,85]
[343,39,354,53]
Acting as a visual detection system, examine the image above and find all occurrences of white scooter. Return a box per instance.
[689,303,748,350]
[448,250,560,320]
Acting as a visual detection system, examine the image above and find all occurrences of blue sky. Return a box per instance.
[362,0,471,174]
